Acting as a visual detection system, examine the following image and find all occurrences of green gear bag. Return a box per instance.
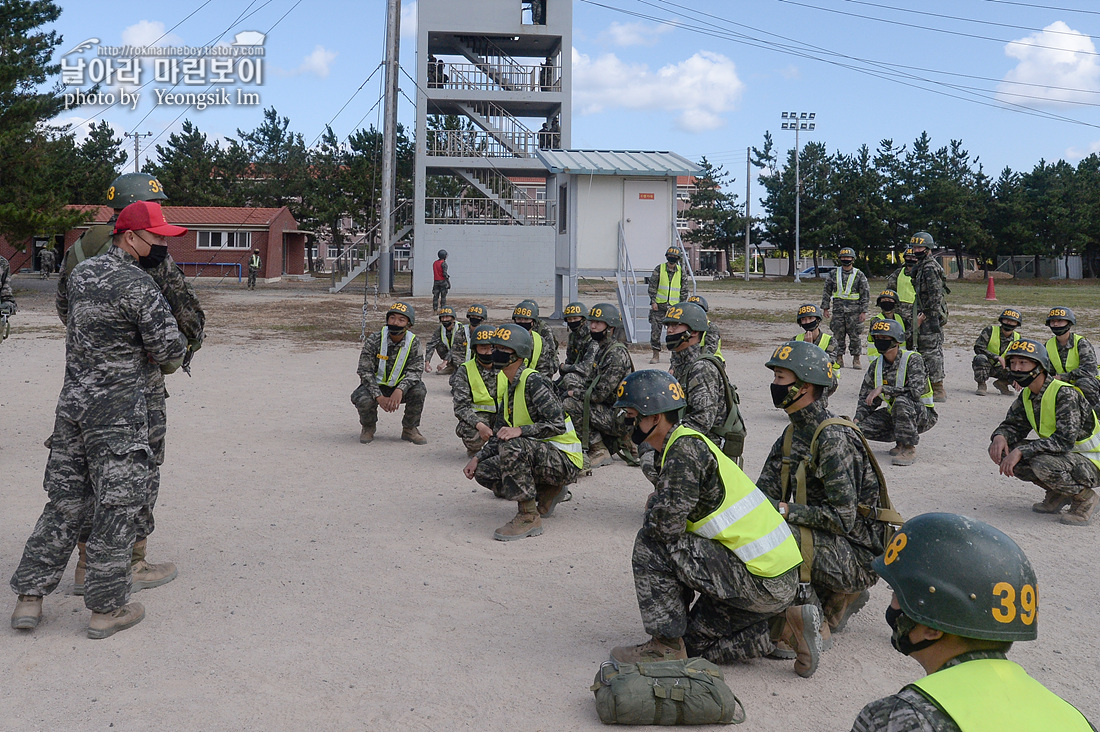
[591,658,745,725]
[697,355,747,463]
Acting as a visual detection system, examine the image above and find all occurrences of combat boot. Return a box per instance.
[87,602,145,639]
[73,541,87,595]
[891,445,917,467]
[610,635,687,664]
[11,595,42,630]
[852,355,861,370]
[836,354,844,369]
[888,444,901,456]
[493,500,543,541]
[359,423,376,444]
[1032,490,1071,514]
[437,363,455,376]
[1060,488,1098,526]
[401,427,427,445]
[536,483,569,518]
[931,381,947,402]
[975,381,987,396]
[131,539,178,591]
[823,590,870,633]
[587,439,613,469]
[993,379,1013,396]
[782,604,823,678]
[649,349,660,364]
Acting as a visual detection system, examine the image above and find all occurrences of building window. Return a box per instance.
[327,245,341,259]
[558,185,567,234]
[197,231,252,249]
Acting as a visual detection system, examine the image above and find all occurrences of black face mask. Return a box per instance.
[914,250,928,260]
[387,325,406,339]
[885,606,938,656]
[799,320,818,331]
[771,382,801,409]
[904,259,917,269]
[491,349,516,367]
[666,257,678,265]
[999,324,1015,334]
[840,260,854,269]
[440,320,455,330]
[880,303,896,314]
[1011,367,1041,389]
[514,320,534,331]
[665,330,691,349]
[139,244,169,270]
[630,418,658,445]
[873,338,896,354]
[1050,324,1071,337]
[567,319,584,331]
[590,328,608,342]
[475,352,494,368]
[469,316,484,327]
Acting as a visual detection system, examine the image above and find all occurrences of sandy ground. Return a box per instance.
[1,277,1098,731]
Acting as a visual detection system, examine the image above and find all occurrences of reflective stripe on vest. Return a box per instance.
[464,359,505,413]
[440,324,456,351]
[896,270,915,304]
[874,350,934,411]
[656,264,682,305]
[504,368,584,468]
[910,659,1093,732]
[668,426,801,578]
[833,269,860,300]
[463,325,472,362]
[987,325,1019,357]
[866,314,906,359]
[1045,334,1100,376]
[250,254,261,269]
[375,327,416,387]
[531,330,543,367]
[1022,379,1100,469]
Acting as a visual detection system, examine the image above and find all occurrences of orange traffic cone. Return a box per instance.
[985,275,997,301]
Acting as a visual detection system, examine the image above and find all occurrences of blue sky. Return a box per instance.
[53,0,1100,188]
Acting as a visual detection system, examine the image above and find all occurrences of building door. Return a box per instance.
[622,179,671,271]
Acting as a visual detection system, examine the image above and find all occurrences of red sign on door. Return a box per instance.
[638,193,655,200]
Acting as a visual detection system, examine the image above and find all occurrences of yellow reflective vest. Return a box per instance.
[896,270,915,304]
[375,328,416,387]
[667,426,802,578]
[910,658,1093,732]
[503,368,584,469]
[1022,379,1100,469]
[656,264,683,305]
[531,331,544,367]
[873,350,934,412]
[833,268,860,300]
[987,324,1020,357]
[439,323,457,352]
[464,359,506,413]
[1045,334,1100,377]
[701,322,723,361]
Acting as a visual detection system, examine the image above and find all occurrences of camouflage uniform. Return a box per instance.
[911,256,947,383]
[39,249,55,278]
[449,325,472,372]
[972,325,1015,384]
[474,370,579,499]
[991,377,1100,498]
[425,322,459,363]
[451,359,501,452]
[648,263,688,352]
[856,351,938,447]
[530,319,560,379]
[432,259,449,311]
[59,228,205,545]
[885,266,916,334]
[633,429,797,662]
[821,267,870,358]
[561,338,633,448]
[351,329,426,429]
[0,255,15,310]
[757,401,883,602]
[1050,334,1100,416]
[247,252,261,289]
[670,319,723,372]
[556,324,597,397]
[10,246,186,613]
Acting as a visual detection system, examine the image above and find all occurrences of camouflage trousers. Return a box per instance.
[1011,448,1100,498]
[649,303,670,352]
[247,268,258,289]
[474,437,579,501]
[352,381,426,429]
[791,524,879,597]
[555,371,586,400]
[1065,375,1100,417]
[858,396,937,447]
[972,355,1012,384]
[432,281,449,311]
[632,529,798,663]
[11,416,151,613]
[455,419,488,453]
[829,308,864,357]
[561,395,626,448]
[914,329,945,382]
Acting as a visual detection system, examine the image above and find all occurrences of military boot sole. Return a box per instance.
[891,449,917,467]
[788,604,823,678]
[492,522,543,541]
[1032,495,1071,514]
[537,485,570,518]
[831,590,870,633]
[11,597,42,630]
[401,430,428,445]
[132,563,178,592]
[87,602,145,640]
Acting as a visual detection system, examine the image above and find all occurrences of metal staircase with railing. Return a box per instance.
[615,224,698,343]
[329,201,413,293]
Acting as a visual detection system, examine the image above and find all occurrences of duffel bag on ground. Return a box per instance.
[590,657,746,725]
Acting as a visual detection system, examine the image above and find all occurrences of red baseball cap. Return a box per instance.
[113,200,188,237]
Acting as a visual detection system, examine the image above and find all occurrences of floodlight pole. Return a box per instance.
[780,111,816,283]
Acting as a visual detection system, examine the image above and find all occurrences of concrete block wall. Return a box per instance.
[413,225,556,297]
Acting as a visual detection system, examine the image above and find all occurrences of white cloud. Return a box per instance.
[121,20,183,48]
[602,21,674,47]
[297,45,337,77]
[998,21,1100,106]
[572,48,743,132]
[1065,139,1100,160]
[401,1,418,39]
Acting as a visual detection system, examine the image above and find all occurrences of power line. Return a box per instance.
[308,63,384,148]
[841,0,1097,38]
[980,0,1100,18]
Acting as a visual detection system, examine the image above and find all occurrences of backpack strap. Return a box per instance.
[808,417,904,530]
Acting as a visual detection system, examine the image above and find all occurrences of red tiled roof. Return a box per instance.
[69,205,290,228]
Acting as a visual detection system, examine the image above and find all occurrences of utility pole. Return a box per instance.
[124,131,152,172]
[744,149,750,282]
[780,111,816,283]
[378,0,401,297]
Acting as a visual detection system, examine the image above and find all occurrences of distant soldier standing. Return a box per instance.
[973,308,1022,396]
[451,324,503,456]
[821,247,869,369]
[247,248,262,289]
[1044,306,1100,417]
[0,254,15,319]
[351,301,427,445]
[648,246,689,364]
[908,231,948,402]
[39,247,55,279]
[432,249,450,312]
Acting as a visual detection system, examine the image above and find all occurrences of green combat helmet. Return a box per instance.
[664,246,681,260]
[106,173,168,209]
[999,308,1022,327]
[877,290,899,307]
[1045,306,1076,326]
[513,300,540,320]
[909,231,935,250]
[874,512,1038,641]
[471,323,497,344]
[613,369,686,416]
[386,300,415,326]
[796,303,823,325]
[663,301,708,333]
[490,323,533,360]
[563,301,587,319]
[868,318,906,344]
[686,294,709,312]
[467,304,488,324]
[765,340,836,387]
[1004,338,1052,373]
[587,302,622,330]
[838,247,856,261]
